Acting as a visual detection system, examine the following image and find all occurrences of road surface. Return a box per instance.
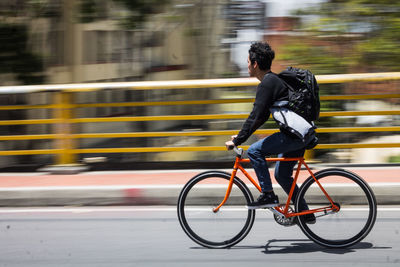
[0,206,399,266]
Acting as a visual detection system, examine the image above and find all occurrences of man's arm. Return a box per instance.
[226,74,286,150]
[232,79,275,146]
[232,108,269,146]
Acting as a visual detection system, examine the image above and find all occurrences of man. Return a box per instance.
[225,42,316,223]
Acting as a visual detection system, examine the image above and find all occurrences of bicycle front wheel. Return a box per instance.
[177,171,255,248]
[296,168,377,248]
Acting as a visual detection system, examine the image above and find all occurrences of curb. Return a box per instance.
[38,164,90,175]
[0,184,398,207]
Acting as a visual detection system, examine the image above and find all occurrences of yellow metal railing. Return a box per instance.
[0,72,399,164]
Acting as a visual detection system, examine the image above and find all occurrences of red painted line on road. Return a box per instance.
[124,188,142,198]
[0,168,397,188]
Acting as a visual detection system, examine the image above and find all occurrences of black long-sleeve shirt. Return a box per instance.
[233,72,288,146]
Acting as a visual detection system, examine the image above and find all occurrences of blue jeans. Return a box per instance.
[247,132,313,211]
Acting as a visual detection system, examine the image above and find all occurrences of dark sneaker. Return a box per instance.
[247,192,279,209]
[304,213,316,224]
[297,213,316,225]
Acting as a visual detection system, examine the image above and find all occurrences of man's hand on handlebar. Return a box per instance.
[225,135,237,150]
[225,140,235,150]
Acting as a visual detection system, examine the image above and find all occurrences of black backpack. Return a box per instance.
[278,67,320,122]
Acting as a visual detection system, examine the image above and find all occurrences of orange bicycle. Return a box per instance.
[177,147,377,249]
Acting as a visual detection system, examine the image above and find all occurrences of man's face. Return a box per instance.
[247,55,256,77]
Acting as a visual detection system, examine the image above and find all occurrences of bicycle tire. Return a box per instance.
[177,171,255,248]
[295,168,377,248]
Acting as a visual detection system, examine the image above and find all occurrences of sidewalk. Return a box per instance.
[0,166,399,206]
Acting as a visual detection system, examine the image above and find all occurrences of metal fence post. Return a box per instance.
[53,91,76,165]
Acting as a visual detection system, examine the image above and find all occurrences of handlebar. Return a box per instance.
[232,146,244,157]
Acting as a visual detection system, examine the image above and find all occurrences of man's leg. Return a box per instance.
[246,132,308,209]
[274,149,309,211]
[247,139,271,193]
[247,133,280,193]
[274,135,317,223]
[247,132,308,192]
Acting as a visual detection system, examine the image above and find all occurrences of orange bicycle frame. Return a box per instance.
[213,156,339,218]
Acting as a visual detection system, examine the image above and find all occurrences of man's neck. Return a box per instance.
[255,69,271,81]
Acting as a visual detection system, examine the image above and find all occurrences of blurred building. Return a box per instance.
[0,0,236,166]
[4,0,397,167]
[223,0,266,76]
[225,0,265,36]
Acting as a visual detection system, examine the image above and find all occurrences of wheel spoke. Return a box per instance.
[177,172,255,248]
[296,168,377,248]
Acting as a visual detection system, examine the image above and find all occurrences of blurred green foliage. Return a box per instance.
[280,0,400,161]
[113,0,169,28]
[0,24,44,85]
[388,155,400,163]
[282,0,400,74]
[80,0,170,28]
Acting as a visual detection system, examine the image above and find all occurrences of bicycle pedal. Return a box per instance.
[269,205,296,227]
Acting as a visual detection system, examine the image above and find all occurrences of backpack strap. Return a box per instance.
[272,100,289,107]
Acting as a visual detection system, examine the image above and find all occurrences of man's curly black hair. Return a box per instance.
[248,42,275,71]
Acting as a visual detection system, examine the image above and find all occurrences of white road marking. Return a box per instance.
[0,206,177,213]
[0,206,398,214]
[0,182,397,191]
[0,185,184,191]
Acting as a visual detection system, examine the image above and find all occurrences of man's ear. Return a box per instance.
[253,60,258,69]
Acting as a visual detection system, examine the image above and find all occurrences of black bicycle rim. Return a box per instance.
[177,171,255,248]
[296,168,377,248]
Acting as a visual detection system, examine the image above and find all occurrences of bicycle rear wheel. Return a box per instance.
[296,168,377,248]
[177,171,255,248]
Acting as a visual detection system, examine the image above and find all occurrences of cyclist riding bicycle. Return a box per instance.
[225,42,317,223]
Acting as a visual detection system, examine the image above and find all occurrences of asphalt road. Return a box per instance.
[0,206,399,267]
